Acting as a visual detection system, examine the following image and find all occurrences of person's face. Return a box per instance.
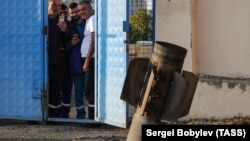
[59,9,68,16]
[68,7,80,21]
[48,0,61,16]
[78,3,92,20]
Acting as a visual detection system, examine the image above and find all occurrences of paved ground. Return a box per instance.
[0,119,129,141]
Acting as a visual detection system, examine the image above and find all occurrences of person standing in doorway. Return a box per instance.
[78,0,95,119]
[48,0,69,118]
[59,3,73,118]
[66,2,86,119]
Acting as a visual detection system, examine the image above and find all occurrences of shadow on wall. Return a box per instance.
[199,74,250,92]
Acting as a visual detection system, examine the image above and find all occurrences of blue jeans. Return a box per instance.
[72,73,86,119]
[73,58,95,119]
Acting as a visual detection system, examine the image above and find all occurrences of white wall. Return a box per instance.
[155,0,192,71]
[155,0,250,119]
[191,0,250,77]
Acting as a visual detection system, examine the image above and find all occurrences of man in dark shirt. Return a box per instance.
[48,0,69,118]
[66,2,86,119]
[59,3,73,118]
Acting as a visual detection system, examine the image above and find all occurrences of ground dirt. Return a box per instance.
[173,116,250,125]
[0,119,129,141]
[0,116,250,140]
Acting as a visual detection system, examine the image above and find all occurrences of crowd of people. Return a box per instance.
[47,0,95,119]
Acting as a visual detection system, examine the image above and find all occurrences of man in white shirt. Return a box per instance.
[78,0,95,119]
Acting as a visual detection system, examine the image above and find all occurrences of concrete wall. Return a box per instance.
[156,0,250,119]
[155,0,192,71]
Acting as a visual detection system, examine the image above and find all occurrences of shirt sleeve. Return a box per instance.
[89,16,95,32]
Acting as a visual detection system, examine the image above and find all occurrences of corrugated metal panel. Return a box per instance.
[0,0,44,120]
[96,0,129,128]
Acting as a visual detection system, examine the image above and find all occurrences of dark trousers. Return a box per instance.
[60,62,73,118]
[83,58,95,119]
[48,64,65,117]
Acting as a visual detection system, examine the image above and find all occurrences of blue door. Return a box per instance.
[95,0,129,128]
[0,0,46,121]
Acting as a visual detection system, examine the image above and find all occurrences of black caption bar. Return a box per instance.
[142,125,250,140]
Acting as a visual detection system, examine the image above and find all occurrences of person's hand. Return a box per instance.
[82,63,89,72]
[57,21,67,32]
[71,37,80,46]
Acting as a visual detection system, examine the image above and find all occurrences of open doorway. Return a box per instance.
[47,0,96,121]
[47,0,155,128]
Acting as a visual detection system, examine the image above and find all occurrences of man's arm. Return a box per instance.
[83,32,95,72]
